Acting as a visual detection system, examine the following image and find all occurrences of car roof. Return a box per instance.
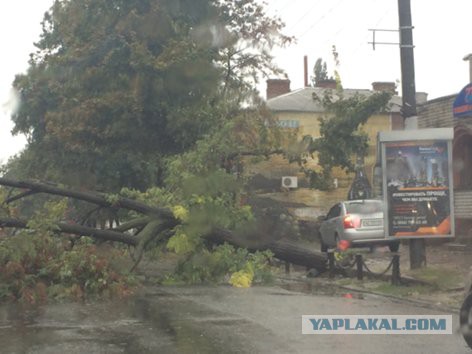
[342,199,382,204]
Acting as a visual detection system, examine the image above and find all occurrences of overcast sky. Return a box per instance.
[267,0,472,97]
[1,0,471,163]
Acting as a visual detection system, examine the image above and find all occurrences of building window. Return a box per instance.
[278,119,300,128]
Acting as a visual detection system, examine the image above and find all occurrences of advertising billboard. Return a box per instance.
[453,83,472,118]
[380,128,454,238]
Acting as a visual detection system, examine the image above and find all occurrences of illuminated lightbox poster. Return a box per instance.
[380,128,454,238]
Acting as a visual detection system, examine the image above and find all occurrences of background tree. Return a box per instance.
[2,0,299,290]
[301,90,392,190]
[9,0,292,191]
[311,47,342,89]
[215,0,292,101]
[311,58,329,86]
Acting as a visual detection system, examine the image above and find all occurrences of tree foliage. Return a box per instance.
[215,0,292,99]
[311,47,342,89]
[1,1,316,296]
[0,196,137,303]
[9,0,291,191]
[0,177,293,298]
[311,58,329,86]
[165,243,273,286]
[302,90,392,189]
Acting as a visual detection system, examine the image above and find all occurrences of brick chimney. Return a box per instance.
[266,79,291,100]
[372,81,397,94]
[415,92,428,104]
[304,56,309,87]
[315,79,337,89]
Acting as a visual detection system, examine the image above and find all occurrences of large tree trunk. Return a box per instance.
[264,239,327,271]
[209,228,327,271]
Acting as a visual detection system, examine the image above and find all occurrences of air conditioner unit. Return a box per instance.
[281,176,298,188]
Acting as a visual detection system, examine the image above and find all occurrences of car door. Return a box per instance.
[320,203,342,247]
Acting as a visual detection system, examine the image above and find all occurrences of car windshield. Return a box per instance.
[345,200,383,214]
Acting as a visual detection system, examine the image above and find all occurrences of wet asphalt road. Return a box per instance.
[0,285,469,354]
[162,285,470,354]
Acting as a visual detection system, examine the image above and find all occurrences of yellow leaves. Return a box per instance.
[229,270,253,288]
[334,252,343,262]
[192,195,205,205]
[172,205,189,222]
[229,262,254,288]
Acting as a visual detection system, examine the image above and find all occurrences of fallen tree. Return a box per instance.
[0,178,327,272]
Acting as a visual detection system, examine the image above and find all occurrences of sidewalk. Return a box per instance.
[284,240,472,311]
[369,240,471,290]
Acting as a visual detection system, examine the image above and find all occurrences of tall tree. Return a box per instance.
[311,58,329,86]
[301,90,392,189]
[9,0,291,191]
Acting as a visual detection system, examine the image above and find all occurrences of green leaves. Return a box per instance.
[12,0,216,189]
[168,243,274,285]
[0,231,137,304]
[26,199,68,235]
[312,58,330,86]
[305,91,392,189]
[166,230,197,255]
[4,1,292,293]
[10,0,290,191]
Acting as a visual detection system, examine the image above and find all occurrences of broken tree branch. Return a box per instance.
[112,217,152,233]
[0,178,175,219]
[0,217,139,246]
[225,149,285,160]
[4,190,38,204]
[0,178,328,272]
[207,228,327,271]
[129,220,174,272]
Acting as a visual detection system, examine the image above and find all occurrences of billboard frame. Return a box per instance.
[380,128,454,239]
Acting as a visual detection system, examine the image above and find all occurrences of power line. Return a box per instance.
[285,0,323,33]
[347,6,394,58]
[296,0,347,40]
[279,0,296,13]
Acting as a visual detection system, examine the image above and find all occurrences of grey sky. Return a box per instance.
[267,0,472,98]
[1,0,471,162]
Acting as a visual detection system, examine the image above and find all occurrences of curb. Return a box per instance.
[336,284,461,313]
[277,275,461,313]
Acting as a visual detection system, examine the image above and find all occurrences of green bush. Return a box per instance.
[165,243,274,285]
[0,233,137,304]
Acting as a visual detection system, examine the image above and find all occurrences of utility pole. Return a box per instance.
[398,0,426,269]
[398,0,417,119]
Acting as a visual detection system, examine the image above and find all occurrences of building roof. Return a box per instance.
[266,87,403,113]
